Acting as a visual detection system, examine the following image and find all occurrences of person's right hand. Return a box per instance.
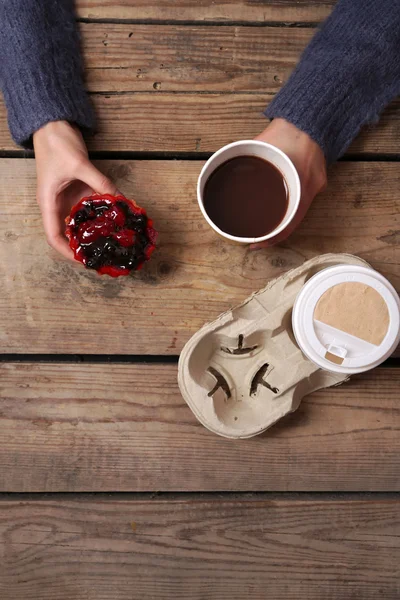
[33,120,118,260]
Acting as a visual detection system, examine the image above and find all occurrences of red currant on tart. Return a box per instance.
[65,194,157,277]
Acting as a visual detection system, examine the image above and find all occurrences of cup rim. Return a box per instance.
[197,140,301,244]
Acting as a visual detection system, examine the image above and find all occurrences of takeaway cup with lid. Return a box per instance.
[292,264,400,374]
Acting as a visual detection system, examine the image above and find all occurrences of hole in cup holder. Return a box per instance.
[250,363,279,396]
[207,366,231,399]
[221,334,258,355]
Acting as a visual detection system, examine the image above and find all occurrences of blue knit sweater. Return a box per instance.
[1,0,400,162]
[0,0,95,148]
[265,0,400,162]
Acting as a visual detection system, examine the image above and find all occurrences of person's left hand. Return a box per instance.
[252,118,327,249]
[33,120,118,260]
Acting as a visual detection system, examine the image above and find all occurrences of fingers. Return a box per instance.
[41,201,75,261]
[250,190,316,250]
[249,217,299,250]
[250,232,287,250]
[250,240,270,250]
[49,235,75,261]
[39,159,120,262]
[34,122,121,262]
[78,161,119,195]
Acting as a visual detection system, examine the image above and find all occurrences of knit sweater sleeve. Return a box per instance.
[0,0,95,148]
[265,0,400,163]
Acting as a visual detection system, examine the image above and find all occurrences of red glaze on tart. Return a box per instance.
[66,194,157,277]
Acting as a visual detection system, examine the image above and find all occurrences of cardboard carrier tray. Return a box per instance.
[178,253,370,439]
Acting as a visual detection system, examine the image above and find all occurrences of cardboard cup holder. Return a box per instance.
[178,253,370,439]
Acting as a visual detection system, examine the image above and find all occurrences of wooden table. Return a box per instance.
[0,2,399,598]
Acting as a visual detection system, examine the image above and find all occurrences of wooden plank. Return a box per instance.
[80,24,313,93]
[0,497,399,599]
[2,93,399,155]
[91,94,400,155]
[0,363,399,491]
[76,0,334,22]
[0,159,398,355]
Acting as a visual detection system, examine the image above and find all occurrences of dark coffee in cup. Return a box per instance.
[203,155,288,238]
[197,141,301,243]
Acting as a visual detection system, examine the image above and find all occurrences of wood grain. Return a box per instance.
[80,23,313,93]
[0,362,399,491]
[76,0,334,22]
[0,159,398,355]
[0,497,399,600]
[2,93,399,154]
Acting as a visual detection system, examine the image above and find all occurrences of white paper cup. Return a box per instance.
[197,140,301,244]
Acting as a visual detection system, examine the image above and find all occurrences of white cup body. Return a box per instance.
[197,140,301,244]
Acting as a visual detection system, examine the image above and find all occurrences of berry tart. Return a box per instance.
[66,194,157,277]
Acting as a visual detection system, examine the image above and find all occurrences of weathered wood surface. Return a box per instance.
[0,4,398,597]
[1,93,400,155]
[0,362,399,492]
[0,497,399,599]
[81,23,313,93]
[0,159,398,355]
[76,0,334,22]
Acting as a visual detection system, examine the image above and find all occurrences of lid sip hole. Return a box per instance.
[324,344,347,365]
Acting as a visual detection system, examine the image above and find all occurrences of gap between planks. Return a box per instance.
[3,150,400,162]
[77,18,321,27]
[0,354,399,367]
[0,491,399,501]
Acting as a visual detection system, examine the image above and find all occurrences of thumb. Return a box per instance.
[40,194,75,261]
[79,160,119,195]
